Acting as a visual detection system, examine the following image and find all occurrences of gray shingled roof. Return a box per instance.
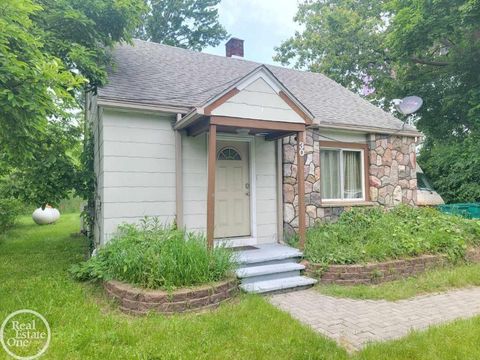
[99,39,419,135]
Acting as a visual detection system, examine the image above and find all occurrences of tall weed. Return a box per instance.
[70,218,235,290]
[306,205,480,265]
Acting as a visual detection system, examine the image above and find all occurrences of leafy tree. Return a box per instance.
[0,0,146,209]
[419,135,480,203]
[275,0,480,202]
[5,120,81,208]
[138,0,228,51]
[0,0,82,160]
[1,0,228,214]
[274,1,388,95]
[384,0,480,140]
[34,0,147,89]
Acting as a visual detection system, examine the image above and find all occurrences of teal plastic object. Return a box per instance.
[437,203,480,219]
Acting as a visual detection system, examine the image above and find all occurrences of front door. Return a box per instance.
[215,141,251,238]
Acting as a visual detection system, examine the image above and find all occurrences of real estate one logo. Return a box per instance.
[1,309,51,360]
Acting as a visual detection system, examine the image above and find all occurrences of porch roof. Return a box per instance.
[174,65,313,138]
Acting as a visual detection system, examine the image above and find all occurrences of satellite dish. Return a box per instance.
[394,96,423,115]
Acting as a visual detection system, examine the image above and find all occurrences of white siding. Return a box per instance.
[95,106,280,245]
[254,137,278,244]
[182,133,207,233]
[319,129,367,143]
[100,109,176,243]
[211,78,304,123]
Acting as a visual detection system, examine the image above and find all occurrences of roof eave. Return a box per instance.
[174,108,203,130]
[97,97,191,114]
[313,123,423,137]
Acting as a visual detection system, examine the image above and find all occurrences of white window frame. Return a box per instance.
[320,147,366,202]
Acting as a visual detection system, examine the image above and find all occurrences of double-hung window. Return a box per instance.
[320,148,365,201]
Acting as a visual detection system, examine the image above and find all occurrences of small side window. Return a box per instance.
[417,172,433,190]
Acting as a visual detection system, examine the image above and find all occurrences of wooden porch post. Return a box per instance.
[297,131,306,250]
[206,124,217,249]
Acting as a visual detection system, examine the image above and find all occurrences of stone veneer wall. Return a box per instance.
[282,130,418,236]
[369,134,417,207]
[282,130,321,236]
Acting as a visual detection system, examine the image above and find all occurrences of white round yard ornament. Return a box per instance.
[32,205,60,225]
[393,96,423,115]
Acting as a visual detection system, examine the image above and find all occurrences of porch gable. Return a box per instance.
[209,77,306,124]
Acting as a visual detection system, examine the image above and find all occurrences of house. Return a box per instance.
[87,38,421,250]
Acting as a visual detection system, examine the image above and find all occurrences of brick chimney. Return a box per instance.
[225,37,244,58]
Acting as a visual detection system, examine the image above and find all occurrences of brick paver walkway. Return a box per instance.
[269,287,480,351]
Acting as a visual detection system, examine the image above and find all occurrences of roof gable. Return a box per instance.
[201,66,313,125]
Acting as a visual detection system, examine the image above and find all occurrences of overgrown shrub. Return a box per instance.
[305,205,480,265]
[58,195,84,214]
[0,198,24,233]
[419,134,480,203]
[70,218,235,290]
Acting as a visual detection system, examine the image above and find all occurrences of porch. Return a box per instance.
[208,117,307,249]
[176,115,307,248]
[174,66,314,249]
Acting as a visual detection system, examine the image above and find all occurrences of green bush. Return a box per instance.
[305,205,480,265]
[0,198,24,233]
[58,195,84,214]
[419,134,480,203]
[70,218,235,290]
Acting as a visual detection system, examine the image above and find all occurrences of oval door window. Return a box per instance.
[217,147,241,160]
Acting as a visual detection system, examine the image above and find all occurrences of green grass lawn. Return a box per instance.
[317,263,480,301]
[356,316,480,360]
[2,214,480,359]
[0,214,346,360]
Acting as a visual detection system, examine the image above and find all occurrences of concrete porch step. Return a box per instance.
[240,276,317,294]
[234,244,316,294]
[235,244,303,267]
[236,262,305,279]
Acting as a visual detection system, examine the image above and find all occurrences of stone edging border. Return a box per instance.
[304,248,480,285]
[104,278,238,315]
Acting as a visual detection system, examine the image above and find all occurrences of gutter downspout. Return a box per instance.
[175,114,184,229]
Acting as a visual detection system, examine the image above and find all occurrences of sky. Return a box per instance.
[203,0,301,65]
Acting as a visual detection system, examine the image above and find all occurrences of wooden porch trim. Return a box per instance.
[279,91,313,125]
[202,88,312,126]
[210,116,306,132]
[204,88,240,115]
[297,131,306,249]
[206,124,217,249]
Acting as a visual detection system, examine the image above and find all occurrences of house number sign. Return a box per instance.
[299,142,305,156]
